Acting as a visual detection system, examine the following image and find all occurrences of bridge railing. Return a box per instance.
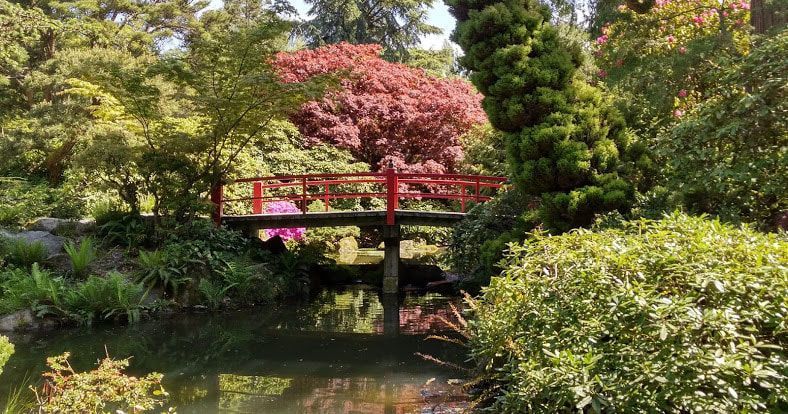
[211,168,507,225]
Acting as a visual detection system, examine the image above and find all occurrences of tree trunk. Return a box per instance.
[751,0,787,34]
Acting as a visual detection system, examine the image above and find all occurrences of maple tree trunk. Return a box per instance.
[751,0,787,34]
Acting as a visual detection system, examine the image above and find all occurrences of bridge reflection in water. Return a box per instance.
[1,288,468,414]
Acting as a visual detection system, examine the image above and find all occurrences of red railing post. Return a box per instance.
[475,177,481,203]
[302,177,308,214]
[210,182,223,227]
[461,185,467,213]
[324,183,330,211]
[385,166,398,225]
[252,181,263,214]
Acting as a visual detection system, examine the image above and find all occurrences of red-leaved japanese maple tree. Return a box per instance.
[274,43,486,174]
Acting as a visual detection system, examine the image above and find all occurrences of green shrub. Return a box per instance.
[0,178,85,228]
[97,214,152,248]
[62,273,145,324]
[1,238,48,269]
[35,352,168,413]
[661,29,788,230]
[469,213,787,412]
[0,336,12,377]
[63,237,97,278]
[449,189,537,290]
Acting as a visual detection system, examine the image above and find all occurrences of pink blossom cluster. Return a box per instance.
[730,0,750,10]
[264,201,305,241]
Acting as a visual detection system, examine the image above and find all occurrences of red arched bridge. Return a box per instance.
[210,168,507,292]
[210,168,507,229]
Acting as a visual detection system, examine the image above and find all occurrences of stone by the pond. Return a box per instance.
[400,240,415,259]
[28,217,96,236]
[0,230,65,257]
[0,309,55,331]
[338,236,358,253]
[256,235,288,255]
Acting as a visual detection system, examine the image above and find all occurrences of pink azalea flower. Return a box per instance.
[673,109,684,118]
[678,89,688,98]
[679,46,687,54]
[264,201,305,241]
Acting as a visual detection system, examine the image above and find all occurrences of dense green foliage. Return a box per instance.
[36,353,169,413]
[468,213,787,412]
[596,0,751,137]
[459,123,507,177]
[661,29,787,229]
[448,0,652,232]
[0,335,12,377]
[449,189,536,289]
[0,179,83,228]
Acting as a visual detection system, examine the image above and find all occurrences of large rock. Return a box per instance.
[257,235,288,255]
[28,217,95,236]
[0,309,55,332]
[399,240,415,259]
[0,230,65,257]
[338,236,358,253]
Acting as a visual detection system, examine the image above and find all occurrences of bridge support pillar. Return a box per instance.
[382,224,400,294]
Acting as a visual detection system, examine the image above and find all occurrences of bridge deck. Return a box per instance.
[222,209,465,229]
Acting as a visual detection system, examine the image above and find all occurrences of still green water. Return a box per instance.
[0,287,468,413]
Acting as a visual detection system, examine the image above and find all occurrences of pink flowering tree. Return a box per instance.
[274,43,487,174]
[594,0,751,136]
[263,201,305,241]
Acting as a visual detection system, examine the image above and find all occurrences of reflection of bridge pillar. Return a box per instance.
[381,293,400,338]
[382,225,400,294]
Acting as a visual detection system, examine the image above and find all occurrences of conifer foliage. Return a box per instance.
[448,0,652,232]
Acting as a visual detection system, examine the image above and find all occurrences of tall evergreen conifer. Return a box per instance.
[448,0,652,232]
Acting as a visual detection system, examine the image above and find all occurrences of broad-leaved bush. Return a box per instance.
[35,352,169,413]
[661,29,787,229]
[468,213,787,412]
[0,335,12,377]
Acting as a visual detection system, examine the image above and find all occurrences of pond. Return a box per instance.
[0,287,468,413]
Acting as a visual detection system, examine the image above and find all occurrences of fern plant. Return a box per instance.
[62,273,145,325]
[63,237,97,278]
[136,250,190,298]
[198,278,234,310]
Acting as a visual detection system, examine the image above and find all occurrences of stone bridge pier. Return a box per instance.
[382,225,401,294]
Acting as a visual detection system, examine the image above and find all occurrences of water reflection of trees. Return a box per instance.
[217,374,467,414]
[1,288,467,412]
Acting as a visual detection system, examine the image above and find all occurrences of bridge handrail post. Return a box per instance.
[301,177,307,214]
[210,182,223,227]
[252,181,263,214]
[385,166,398,225]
